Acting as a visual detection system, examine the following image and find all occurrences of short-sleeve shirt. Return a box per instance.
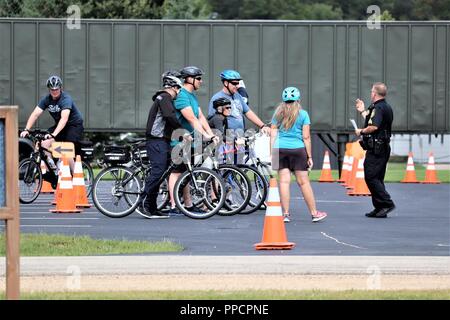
[38,91,83,126]
[365,98,393,139]
[271,109,311,149]
[208,91,250,130]
[174,87,200,134]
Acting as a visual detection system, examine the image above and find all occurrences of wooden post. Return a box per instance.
[0,106,20,300]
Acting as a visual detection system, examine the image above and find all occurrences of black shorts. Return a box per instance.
[272,147,309,171]
[49,123,84,154]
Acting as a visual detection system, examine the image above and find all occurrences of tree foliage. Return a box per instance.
[162,0,212,19]
[0,0,448,20]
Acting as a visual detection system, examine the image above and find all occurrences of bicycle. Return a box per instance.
[99,138,171,218]
[199,140,252,216]
[217,131,271,214]
[92,138,226,219]
[18,129,94,204]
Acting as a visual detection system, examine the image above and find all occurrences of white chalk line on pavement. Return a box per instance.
[292,197,360,203]
[0,225,92,228]
[321,232,366,250]
[437,244,450,247]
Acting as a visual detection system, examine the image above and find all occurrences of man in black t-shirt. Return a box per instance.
[355,82,395,218]
[20,75,84,175]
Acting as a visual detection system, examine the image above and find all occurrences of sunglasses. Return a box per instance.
[224,106,232,109]
[194,76,202,80]
[229,81,240,86]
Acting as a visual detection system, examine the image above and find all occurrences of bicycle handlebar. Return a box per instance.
[21,129,50,141]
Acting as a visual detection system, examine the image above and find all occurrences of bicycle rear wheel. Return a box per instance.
[19,158,42,204]
[174,167,225,219]
[92,166,142,218]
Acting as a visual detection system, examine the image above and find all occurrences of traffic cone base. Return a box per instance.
[254,178,295,251]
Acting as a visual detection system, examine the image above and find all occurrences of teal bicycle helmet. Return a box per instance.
[282,86,301,102]
[220,70,241,81]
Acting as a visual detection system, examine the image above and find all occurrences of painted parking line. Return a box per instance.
[292,197,362,203]
[21,217,99,220]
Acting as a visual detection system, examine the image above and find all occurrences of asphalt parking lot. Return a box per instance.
[5,182,450,256]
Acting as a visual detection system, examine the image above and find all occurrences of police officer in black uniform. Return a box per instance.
[355,82,395,218]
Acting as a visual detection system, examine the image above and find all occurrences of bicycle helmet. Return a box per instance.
[282,86,301,102]
[179,66,204,78]
[213,97,231,109]
[46,75,62,89]
[162,70,183,88]
[220,70,241,81]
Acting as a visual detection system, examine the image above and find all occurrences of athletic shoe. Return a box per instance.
[312,211,327,222]
[148,211,169,219]
[283,214,291,223]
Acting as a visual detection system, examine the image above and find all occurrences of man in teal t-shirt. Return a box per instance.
[169,66,219,215]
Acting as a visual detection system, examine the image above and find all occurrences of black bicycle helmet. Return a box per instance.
[179,66,204,78]
[162,70,183,88]
[213,97,231,109]
[46,75,62,89]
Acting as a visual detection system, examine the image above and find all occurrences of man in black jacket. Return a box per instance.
[142,71,183,218]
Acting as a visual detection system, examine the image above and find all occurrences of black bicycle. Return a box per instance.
[18,129,94,204]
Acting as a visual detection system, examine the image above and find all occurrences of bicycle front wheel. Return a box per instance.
[216,164,251,216]
[92,166,142,218]
[236,164,268,214]
[19,158,42,204]
[174,167,225,219]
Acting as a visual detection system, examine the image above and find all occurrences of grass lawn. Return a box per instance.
[0,233,183,256]
[1,289,449,300]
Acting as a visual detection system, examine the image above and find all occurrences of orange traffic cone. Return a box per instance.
[254,178,295,250]
[50,157,82,213]
[337,148,350,183]
[73,155,92,208]
[345,156,359,190]
[318,151,335,182]
[347,157,371,196]
[40,161,55,194]
[341,154,354,187]
[401,152,419,183]
[421,152,441,184]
